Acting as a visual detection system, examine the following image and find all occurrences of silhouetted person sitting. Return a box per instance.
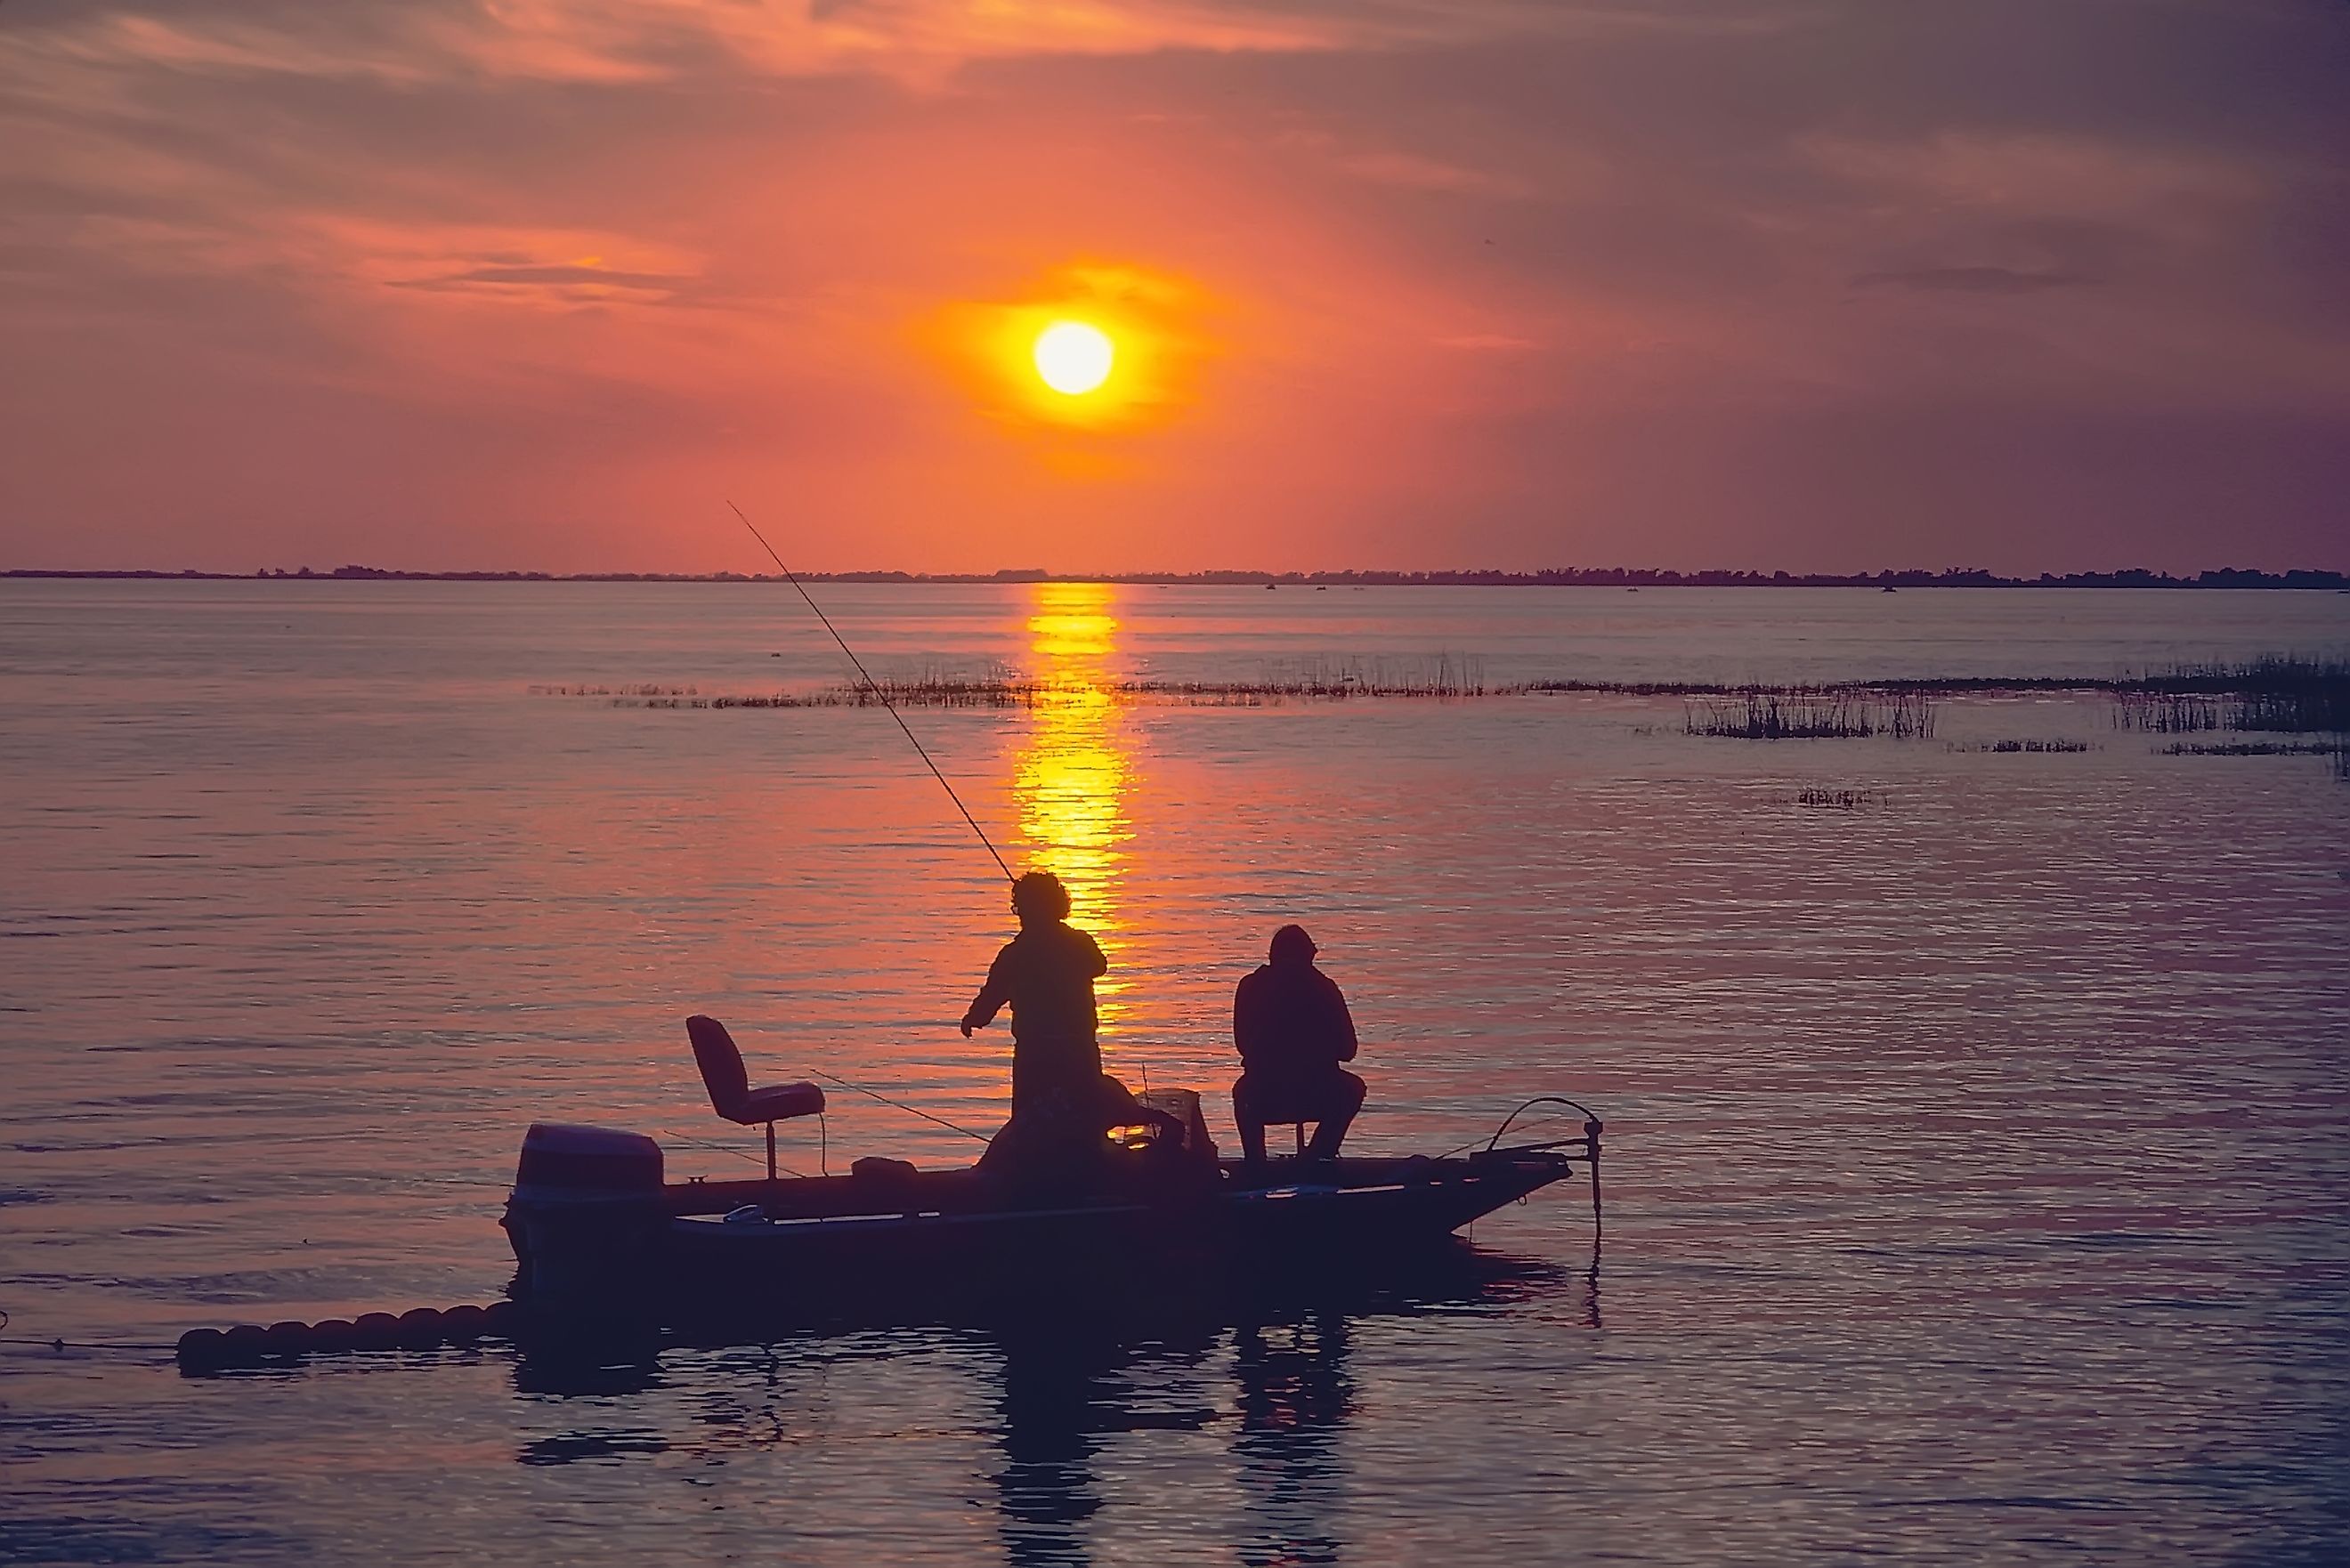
[964,870,1174,1184]
[1233,925,1365,1167]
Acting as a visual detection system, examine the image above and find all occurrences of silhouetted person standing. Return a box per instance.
[1233,925,1365,1167]
[964,870,1106,1103]
[968,870,1171,1184]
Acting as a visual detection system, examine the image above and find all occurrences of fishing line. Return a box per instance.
[808,1069,991,1144]
[653,1124,805,1179]
[728,500,1013,884]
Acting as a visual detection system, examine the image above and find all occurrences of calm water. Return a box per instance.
[4,581,2348,1565]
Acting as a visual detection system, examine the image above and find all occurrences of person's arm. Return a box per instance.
[1233,973,1261,1063]
[1082,930,1108,979]
[961,948,1011,1037]
[1324,974,1359,1063]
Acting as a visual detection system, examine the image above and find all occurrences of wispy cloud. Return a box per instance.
[2,0,2345,572]
[1851,266,2096,295]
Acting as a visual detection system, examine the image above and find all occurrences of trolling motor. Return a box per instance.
[1474,1095,1604,1238]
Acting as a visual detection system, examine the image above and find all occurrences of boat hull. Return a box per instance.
[504,1143,1585,1321]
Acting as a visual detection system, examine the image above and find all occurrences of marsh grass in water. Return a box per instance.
[2112,693,2224,733]
[530,683,701,699]
[1796,788,1875,809]
[541,656,1493,709]
[2160,740,2343,757]
[2111,655,2350,734]
[2156,738,2350,783]
[530,652,2343,743]
[1145,651,1489,701]
[1684,689,1938,740]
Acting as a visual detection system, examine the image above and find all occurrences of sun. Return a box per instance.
[1033,320,1114,395]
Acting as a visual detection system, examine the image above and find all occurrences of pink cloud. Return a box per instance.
[1,0,2345,574]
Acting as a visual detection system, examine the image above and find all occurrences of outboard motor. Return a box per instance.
[501,1124,667,1312]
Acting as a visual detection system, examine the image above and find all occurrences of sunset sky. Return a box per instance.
[2,0,2345,575]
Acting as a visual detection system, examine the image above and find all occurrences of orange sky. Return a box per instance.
[2,0,2346,574]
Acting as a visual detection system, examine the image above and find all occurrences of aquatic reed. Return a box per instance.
[2159,740,2342,756]
[1684,688,1938,740]
[2112,655,2350,734]
[1139,653,1487,701]
[526,651,2340,737]
[2111,693,2224,732]
[545,654,1492,709]
[529,683,699,699]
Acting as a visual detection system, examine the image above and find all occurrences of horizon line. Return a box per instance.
[6,565,2350,589]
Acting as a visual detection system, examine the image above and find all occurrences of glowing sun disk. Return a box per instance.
[1033,320,1114,395]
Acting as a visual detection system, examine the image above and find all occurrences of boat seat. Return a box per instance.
[685,1014,825,1180]
[735,1082,827,1124]
[1239,1073,1365,1163]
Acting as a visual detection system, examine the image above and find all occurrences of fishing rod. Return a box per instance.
[725,505,1155,1114]
[727,500,1013,884]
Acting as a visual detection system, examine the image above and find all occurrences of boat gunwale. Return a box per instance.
[649,1147,1582,1221]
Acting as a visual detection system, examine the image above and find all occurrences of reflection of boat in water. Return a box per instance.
[506,1239,1578,1568]
[510,1232,1569,1384]
[501,1097,1600,1322]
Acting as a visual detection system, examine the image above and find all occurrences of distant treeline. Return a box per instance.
[7,564,2348,589]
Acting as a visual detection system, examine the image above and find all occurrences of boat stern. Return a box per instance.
[500,1123,669,1310]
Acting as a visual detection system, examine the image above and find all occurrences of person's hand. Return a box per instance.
[960,1020,975,1038]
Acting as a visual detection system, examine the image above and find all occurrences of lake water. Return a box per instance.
[4,581,2348,1565]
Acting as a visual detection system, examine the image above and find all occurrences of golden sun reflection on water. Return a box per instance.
[1010,581,1135,1032]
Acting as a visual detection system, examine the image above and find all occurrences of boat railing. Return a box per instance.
[1464,1095,1603,1237]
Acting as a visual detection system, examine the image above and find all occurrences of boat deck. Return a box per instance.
[655,1151,1576,1220]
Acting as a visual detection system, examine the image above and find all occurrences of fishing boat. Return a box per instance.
[160,532,1606,1373]
[501,1026,1602,1320]
[167,1056,1597,1371]
[493,523,1602,1322]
